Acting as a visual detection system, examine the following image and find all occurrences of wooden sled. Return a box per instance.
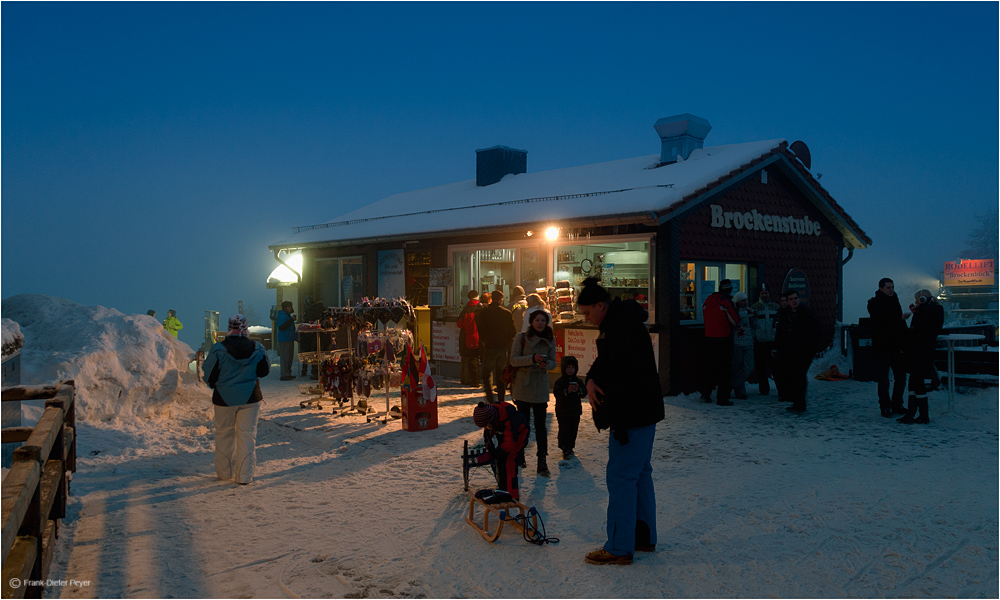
[465,490,538,543]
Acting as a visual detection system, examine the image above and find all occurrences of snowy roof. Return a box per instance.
[272,138,871,249]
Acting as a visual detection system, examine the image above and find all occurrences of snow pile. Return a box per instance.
[1,294,203,421]
[1,317,24,357]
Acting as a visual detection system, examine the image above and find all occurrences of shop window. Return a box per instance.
[316,256,365,307]
[450,248,519,302]
[681,261,748,322]
[554,241,651,314]
[406,251,431,306]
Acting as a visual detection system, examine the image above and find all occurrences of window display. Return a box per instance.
[316,256,365,307]
[553,240,651,314]
[680,261,748,322]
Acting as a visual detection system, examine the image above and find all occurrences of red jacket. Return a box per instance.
[703,293,739,338]
[487,402,529,455]
[457,299,480,349]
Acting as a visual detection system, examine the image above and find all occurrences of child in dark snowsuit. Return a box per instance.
[473,401,529,500]
[553,355,587,460]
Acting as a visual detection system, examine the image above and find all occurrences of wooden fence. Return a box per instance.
[1,381,77,599]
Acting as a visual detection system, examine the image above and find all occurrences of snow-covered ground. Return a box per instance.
[2,295,997,598]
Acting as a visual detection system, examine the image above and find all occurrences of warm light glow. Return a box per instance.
[526,230,534,237]
[544,227,559,241]
[267,251,303,284]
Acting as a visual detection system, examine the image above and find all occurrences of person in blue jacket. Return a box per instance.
[275,300,297,380]
[203,314,270,484]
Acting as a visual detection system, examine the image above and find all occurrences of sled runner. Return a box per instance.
[465,489,538,543]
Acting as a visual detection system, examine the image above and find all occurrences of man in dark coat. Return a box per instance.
[898,290,945,424]
[774,289,821,413]
[867,278,908,417]
[475,290,516,404]
[577,278,664,566]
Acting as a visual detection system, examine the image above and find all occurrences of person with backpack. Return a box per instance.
[203,314,270,485]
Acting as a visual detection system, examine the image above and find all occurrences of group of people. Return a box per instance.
[700,279,822,412]
[147,309,183,338]
[471,278,664,566]
[867,278,945,424]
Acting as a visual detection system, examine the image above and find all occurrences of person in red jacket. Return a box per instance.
[473,401,529,500]
[456,290,481,387]
[700,279,739,406]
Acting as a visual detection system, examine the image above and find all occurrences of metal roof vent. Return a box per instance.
[654,114,712,163]
[476,145,527,187]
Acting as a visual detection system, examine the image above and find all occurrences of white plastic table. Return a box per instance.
[937,333,986,414]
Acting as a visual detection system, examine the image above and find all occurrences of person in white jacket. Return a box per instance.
[203,314,270,484]
[750,288,781,396]
[520,293,552,331]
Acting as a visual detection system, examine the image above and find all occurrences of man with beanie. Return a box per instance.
[508,286,528,331]
[475,290,516,403]
[472,401,528,500]
[867,278,908,417]
[898,290,944,424]
[203,315,270,484]
[700,279,739,406]
[750,287,781,395]
[577,278,664,566]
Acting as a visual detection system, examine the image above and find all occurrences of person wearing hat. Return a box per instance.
[507,286,528,331]
[730,291,756,400]
[773,289,821,413]
[700,279,739,406]
[275,301,297,380]
[576,278,663,566]
[475,290,516,403]
[898,289,944,424]
[203,314,270,484]
[472,401,529,500]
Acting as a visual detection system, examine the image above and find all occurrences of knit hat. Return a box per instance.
[228,314,249,337]
[511,286,525,300]
[733,291,748,304]
[473,402,499,428]
[719,279,733,293]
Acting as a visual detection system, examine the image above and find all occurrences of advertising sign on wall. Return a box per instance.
[378,250,405,299]
[943,259,995,287]
[555,329,659,376]
[782,267,810,306]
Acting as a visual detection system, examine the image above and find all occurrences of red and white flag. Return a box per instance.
[418,343,436,403]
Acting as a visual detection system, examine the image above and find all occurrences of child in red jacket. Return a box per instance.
[473,401,529,500]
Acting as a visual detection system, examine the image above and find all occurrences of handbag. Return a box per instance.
[500,335,527,386]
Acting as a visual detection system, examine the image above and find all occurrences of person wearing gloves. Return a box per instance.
[163,309,183,338]
[730,291,756,400]
[898,290,944,424]
[577,277,664,566]
[203,314,270,485]
[472,401,529,500]
[509,310,557,476]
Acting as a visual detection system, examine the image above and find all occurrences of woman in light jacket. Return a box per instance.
[510,310,557,476]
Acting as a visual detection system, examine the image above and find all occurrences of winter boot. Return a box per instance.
[913,396,930,424]
[897,394,918,424]
[537,455,550,477]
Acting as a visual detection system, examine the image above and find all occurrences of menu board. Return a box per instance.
[431,320,462,362]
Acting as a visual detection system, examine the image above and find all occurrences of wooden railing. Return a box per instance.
[1,381,77,599]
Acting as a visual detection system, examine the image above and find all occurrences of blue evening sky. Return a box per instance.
[2,2,997,349]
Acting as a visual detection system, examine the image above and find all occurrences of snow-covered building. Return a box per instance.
[268,114,871,394]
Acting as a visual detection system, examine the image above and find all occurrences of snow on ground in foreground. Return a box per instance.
[43,375,999,598]
[5,294,997,598]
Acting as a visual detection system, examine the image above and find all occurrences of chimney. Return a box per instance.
[654,114,712,163]
[476,145,527,186]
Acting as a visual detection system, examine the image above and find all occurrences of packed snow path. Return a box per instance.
[46,377,997,599]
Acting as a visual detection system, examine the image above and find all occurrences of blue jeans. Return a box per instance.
[604,423,657,556]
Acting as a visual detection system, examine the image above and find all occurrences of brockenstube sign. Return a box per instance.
[710,204,821,236]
